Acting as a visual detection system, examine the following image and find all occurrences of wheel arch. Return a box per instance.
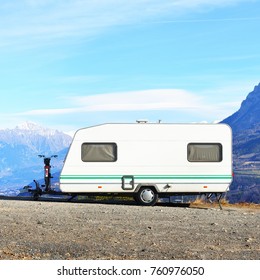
[134,183,159,193]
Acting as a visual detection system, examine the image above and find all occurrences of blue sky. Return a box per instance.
[0,0,260,133]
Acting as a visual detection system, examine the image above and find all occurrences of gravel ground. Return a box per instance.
[0,198,259,260]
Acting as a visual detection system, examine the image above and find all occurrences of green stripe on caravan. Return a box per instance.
[60,175,232,180]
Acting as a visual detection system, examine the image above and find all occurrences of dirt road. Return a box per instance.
[0,199,259,260]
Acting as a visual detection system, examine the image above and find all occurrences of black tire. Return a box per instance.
[135,187,158,206]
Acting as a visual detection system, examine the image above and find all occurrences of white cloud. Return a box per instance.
[74,89,203,111]
[20,89,204,116]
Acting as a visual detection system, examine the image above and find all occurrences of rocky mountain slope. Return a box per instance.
[222,83,260,132]
[222,83,260,203]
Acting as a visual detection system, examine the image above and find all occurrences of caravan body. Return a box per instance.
[60,123,232,205]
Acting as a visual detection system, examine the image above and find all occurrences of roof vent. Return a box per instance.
[136,119,148,124]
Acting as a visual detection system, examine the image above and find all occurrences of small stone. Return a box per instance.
[246,238,253,243]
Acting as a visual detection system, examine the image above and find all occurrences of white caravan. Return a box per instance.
[60,123,233,206]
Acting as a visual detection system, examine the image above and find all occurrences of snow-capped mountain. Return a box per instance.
[0,122,72,193]
[0,121,71,153]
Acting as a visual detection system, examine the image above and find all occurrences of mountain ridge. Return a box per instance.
[222,83,260,132]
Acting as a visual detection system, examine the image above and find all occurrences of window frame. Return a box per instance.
[81,142,118,162]
[187,142,223,163]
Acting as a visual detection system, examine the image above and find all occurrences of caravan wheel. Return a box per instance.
[136,187,158,206]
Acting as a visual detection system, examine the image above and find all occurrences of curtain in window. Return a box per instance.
[188,144,221,162]
[81,143,116,162]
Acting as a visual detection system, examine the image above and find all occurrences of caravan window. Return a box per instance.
[81,143,117,162]
[187,143,222,162]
